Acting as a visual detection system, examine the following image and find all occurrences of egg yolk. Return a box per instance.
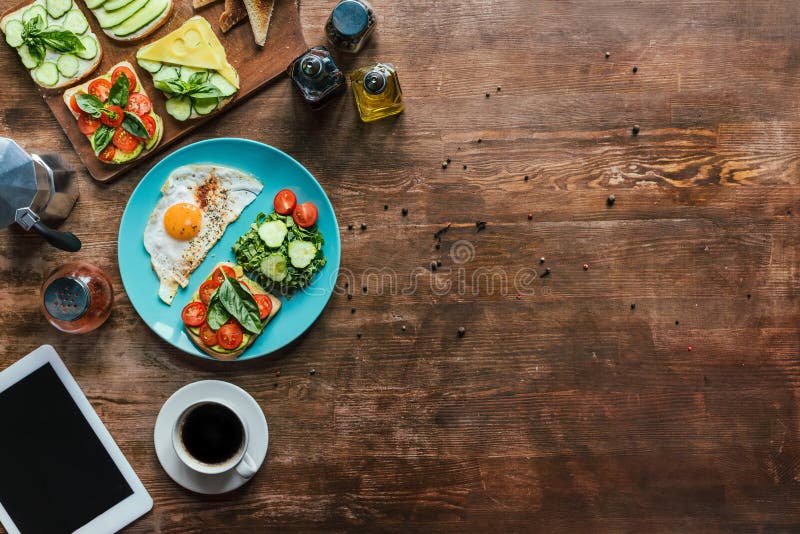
[164,203,202,240]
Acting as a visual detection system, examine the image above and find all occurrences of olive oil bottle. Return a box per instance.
[350,63,403,122]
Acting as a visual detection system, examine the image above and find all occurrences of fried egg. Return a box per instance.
[143,165,263,304]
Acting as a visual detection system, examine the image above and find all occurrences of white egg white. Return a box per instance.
[143,165,263,305]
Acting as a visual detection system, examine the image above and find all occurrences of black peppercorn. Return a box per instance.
[401,207,408,216]
[485,93,490,98]
[347,293,352,300]
[524,175,529,181]
[631,303,636,310]
[607,194,615,206]
[446,158,451,164]
[632,124,640,136]
[401,325,406,332]
[463,164,467,170]
[457,326,466,337]
[605,51,610,58]
[384,204,388,210]
[539,257,545,264]
[430,262,437,271]
[347,224,353,230]
[477,138,482,143]
[435,243,441,250]
[497,86,501,92]
[632,66,638,74]
[357,333,362,339]
[310,368,316,375]
[437,260,442,267]
[362,286,367,293]
[442,161,448,169]
[351,308,356,314]
[361,223,367,230]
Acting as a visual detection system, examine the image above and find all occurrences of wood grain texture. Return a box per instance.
[11,0,307,181]
[1,0,800,532]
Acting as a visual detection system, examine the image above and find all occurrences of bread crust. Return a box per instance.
[184,262,282,360]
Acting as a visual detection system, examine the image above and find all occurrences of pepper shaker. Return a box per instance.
[325,0,376,53]
[41,262,114,334]
[287,46,346,109]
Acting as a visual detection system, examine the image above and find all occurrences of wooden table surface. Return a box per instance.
[2,0,799,531]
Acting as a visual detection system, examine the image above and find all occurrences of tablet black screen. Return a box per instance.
[0,363,133,534]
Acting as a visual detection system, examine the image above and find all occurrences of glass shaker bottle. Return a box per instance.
[41,262,114,333]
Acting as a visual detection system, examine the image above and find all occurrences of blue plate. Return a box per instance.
[118,138,341,361]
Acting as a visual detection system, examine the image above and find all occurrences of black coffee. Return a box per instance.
[180,403,244,465]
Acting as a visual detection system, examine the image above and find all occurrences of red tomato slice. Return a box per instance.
[199,323,218,346]
[254,294,272,320]
[77,113,100,135]
[111,66,137,92]
[273,189,297,215]
[88,78,111,102]
[69,91,85,114]
[112,127,140,152]
[138,114,156,141]
[100,105,124,128]
[212,265,237,284]
[293,202,319,228]
[181,301,207,327]
[217,323,243,350]
[126,92,151,116]
[98,145,116,163]
[199,279,221,305]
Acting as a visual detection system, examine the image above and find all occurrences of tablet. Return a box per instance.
[0,345,152,534]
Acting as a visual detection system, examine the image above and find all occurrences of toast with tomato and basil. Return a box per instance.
[62,61,163,164]
[181,262,281,360]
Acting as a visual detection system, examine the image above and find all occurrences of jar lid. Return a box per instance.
[300,54,323,78]
[44,276,90,321]
[332,0,369,37]
[363,69,387,94]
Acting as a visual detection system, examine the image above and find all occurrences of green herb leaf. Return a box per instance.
[188,83,221,98]
[206,292,230,330]
[121,111,150,140]
[28,42,45,65]
[217,274,262,334]
[76,93,104,118]
[106,73,129,107]
[188,71,206,86]
[39,29,85,53]
[92,124,114,155]
[24,15,44,35]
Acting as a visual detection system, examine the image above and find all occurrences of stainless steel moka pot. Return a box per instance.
[0,138,81,251]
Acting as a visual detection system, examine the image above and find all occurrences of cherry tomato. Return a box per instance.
[273,189,297,215]
[69,91,85,114]
[199,279,221,305]
[254,294,272,320]
[138,114,157,141]
[199,323,218,346]
[112,127,140,152]
[293,202,318,228]
[126,92,151,116]
[111,66,137,92]
[217,323,243,350]
[100,105,124,128]
[212,265,237,284]
[77,113,100,135]
[98,145,116,163]
[181,301,207,327]
[88,78,111,102]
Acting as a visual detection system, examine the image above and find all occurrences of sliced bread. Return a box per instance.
[242,0,274,46]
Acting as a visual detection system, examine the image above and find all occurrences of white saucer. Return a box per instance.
[154,380,269,494]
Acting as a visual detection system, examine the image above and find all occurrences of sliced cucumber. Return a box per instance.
[144,114,161,150]
[192,97,218,116]
[4,19,24,48]
[258,220,288,248]
[22,5,47,23]
[288,240,317,269]
[84,0,106,9]
[56,54,79,77]
[165,96,191,121]
[208,72,237,97]
[102,0,134,10]
[110,0,167,37]
[32,61,59,86]
[75,34,97,59]
[137,58,161,73]
[152,65,179,82]
[17,44,41,69]
[261,254,288,282]
[94,0,147,28]
[62,10,88,34]
[46,0,72,19]
[45,24,63,32]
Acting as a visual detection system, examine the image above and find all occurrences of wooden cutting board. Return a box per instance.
[6,0,306,181]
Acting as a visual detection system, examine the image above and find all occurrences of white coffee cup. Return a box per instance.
[172,400,258,478]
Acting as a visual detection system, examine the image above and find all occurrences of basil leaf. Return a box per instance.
[217,275,262,334]
[188,71,206,86]
[106,73,129,108]
[121,111,150,140]
[28,42,45,65]
[39,29,85,53]
[92,124,114,155]
[206,293,230,330]
[75,93,104,118]
[189,83,221,98]
[25,15,44,35]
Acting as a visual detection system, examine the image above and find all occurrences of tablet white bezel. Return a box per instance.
[0,345,152,534]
